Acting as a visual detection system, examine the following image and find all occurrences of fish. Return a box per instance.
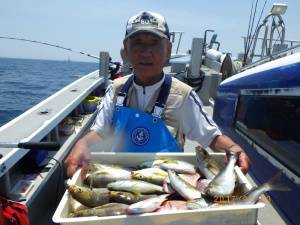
[69,203,128,217]
[196,178,211,195]
[131,167,168,184]
[109,191,158,204]
[196,147,219,180]
[67,184,110,207]
[186,198,209,209]
[167,170,203,200]
[233,171,290,205]
[178,172,201,187]
[157,200,188,212]
[127,194,169,214]
[232,182,249,197]
[162,180,175,194]
[85,167,132,188]
[159,159,196,174]
[69,198,89,213]
[88,162,123,173]
[107,180,165,194]
[206,150,239,197]
[138,158,169,168]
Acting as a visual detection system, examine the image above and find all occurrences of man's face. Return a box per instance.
[124,33,172,82]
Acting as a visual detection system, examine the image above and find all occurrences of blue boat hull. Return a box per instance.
[213,53,300,225]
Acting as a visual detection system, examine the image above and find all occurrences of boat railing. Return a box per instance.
[240,42,300,71]
[169,31,184,55]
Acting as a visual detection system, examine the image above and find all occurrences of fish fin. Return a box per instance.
[266,171,291,192]
[163,159,178,164]
[153,172,168,177]
[158,157,171,161]
[95,171,110,175]
[132,188,141,198]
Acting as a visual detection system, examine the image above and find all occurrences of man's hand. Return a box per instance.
[210,135,251,174]
[64,131,101,178]
[64,143,91,178]
[228,144,251,174]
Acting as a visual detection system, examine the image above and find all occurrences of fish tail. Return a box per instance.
[265,171,290,192]
[196,148,206,164]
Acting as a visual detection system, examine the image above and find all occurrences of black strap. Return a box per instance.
[152,74,172,111]
[117,75,134,106]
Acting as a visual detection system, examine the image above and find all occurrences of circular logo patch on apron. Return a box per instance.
[131,127,150,145]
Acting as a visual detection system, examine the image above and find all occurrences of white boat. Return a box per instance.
[0,2,299,225]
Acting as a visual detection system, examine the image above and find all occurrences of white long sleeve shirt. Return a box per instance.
[90,75,222,148]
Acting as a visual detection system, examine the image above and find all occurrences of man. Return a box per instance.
[65,11,250,177]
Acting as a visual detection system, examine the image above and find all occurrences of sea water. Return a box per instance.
[0,57,98,127]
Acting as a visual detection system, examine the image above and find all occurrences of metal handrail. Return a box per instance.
[240,43,300,71]
[169,31,184,54]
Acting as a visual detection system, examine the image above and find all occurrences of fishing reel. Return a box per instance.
[109,58,124,80]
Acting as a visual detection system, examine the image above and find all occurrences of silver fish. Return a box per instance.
[109,191,158,204]
[187,198,209,209]
[85,167,132,188]
[196,178,211,195]
[206,151,239,197]
[88,162,123,173]
[138,159,167,168]
[157,200,188,212]
[234,171,290,205]
[139,158,196,174]
[69,198,89,213]
[178,172,201,187]
[167,170,202,200]
[196,147,219,180]
[67,184,110,207]
[69,203,128,217]
[160,159,196,174]
[107,180,164,194]
[132,167,168,184]
[127,194,169,214]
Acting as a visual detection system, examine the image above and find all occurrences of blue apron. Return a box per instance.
[111,74,182,152]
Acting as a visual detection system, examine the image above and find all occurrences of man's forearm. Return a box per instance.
[76,131,102,150]
[209,135,243,153]
[209,135,251,174]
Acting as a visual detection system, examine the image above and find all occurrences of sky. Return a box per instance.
[0,0,299,63]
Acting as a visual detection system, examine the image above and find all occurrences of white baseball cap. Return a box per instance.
[124,11,170,40]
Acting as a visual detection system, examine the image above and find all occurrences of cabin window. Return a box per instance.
[234,92,300,176]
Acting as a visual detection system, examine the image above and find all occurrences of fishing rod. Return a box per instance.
[0,35,127,80]
[0,141,61,159]
[0,35,100,60]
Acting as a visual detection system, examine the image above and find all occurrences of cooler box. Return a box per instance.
[53,152,264,225]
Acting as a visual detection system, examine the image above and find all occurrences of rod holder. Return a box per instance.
[99,51,110,85]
